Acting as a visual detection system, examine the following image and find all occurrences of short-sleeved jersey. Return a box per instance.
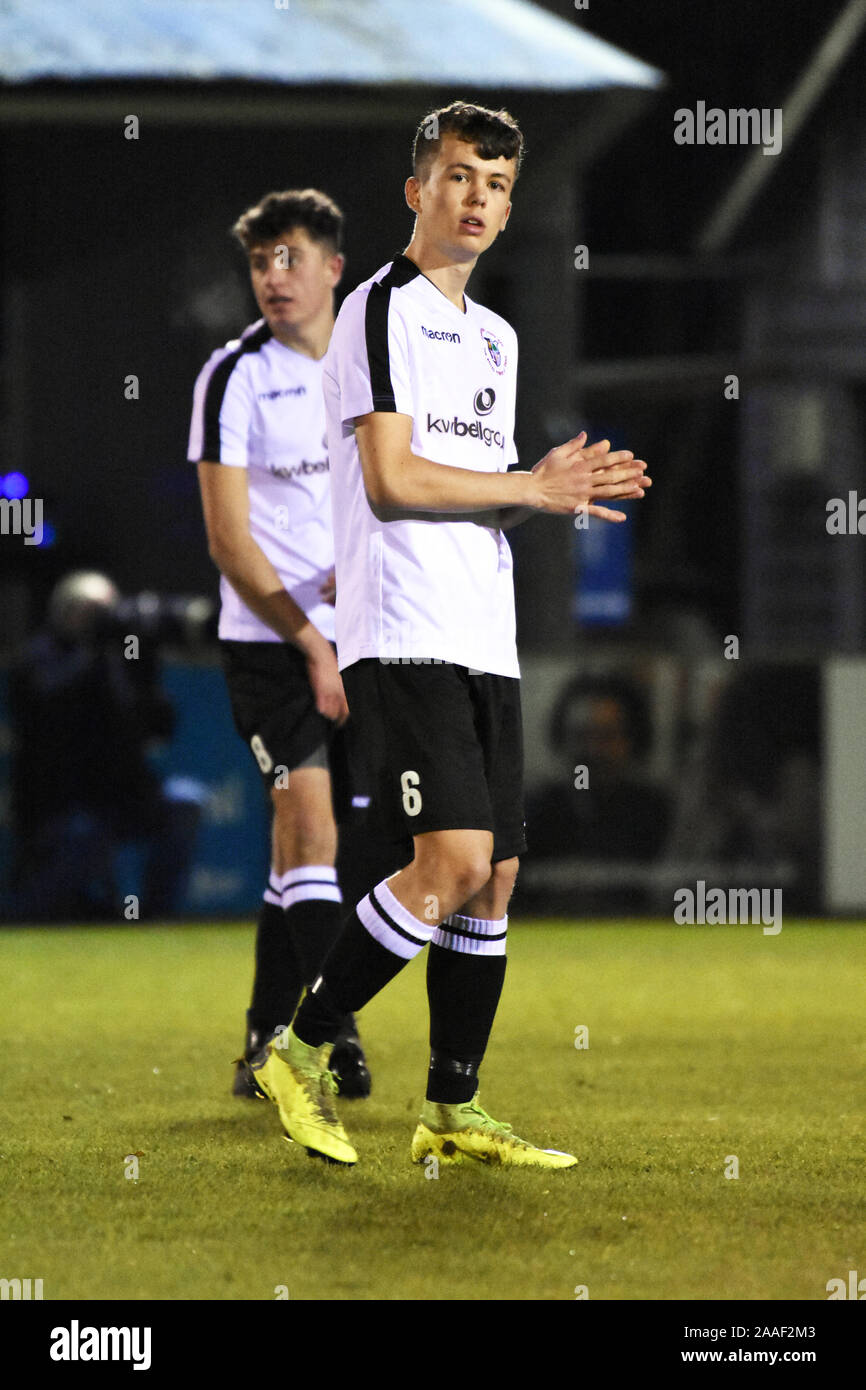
[323,255,520,678]
[188,319,335,643]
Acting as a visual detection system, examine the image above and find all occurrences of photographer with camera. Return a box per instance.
[5,571,207,922]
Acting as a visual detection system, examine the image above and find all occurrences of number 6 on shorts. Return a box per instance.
[400,769,422,817]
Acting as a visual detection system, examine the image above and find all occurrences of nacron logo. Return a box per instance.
[473,387,496,416]
[426,414,503,448]
[421,325,460,343]
[257,385,307,400]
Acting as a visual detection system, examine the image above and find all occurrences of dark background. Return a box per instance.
[2,0,863,643]
[2,0,865,916]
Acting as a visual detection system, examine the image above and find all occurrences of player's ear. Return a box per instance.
[327,252,345,288]
[500,201,512,233]
[405,175,422,215]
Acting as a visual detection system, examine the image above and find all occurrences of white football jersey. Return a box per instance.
[188,319,335,643]
[323,257,520,678]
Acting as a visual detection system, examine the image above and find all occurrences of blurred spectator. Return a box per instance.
[4,571,205,922]
[524,672,672,909]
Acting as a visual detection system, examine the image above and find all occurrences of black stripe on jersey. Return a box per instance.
[364,255,421,411]
[200,321,272,461]
[369,885,428,948]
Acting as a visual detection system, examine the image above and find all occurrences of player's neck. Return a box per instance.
[270,310,334,360]
[402,238,475,313]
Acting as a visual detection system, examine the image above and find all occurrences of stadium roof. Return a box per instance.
[0,0,662,91]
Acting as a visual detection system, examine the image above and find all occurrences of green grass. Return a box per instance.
[1,919,863,1301]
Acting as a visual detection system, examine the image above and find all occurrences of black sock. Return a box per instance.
[288,898,344,986]
[335,806,410,917]
[425,944,507,1103]
[248,896,303,1039]
[293,909,411,1047]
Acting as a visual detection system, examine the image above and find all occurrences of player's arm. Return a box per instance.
[196,461,347,722]
[355,415,650,519]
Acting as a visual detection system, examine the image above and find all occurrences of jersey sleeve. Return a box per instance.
[187,353,254,467]
[326,285,414,424]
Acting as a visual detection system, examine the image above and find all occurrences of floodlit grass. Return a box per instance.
[0,919,863,1301]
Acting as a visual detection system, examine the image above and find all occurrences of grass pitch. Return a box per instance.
[1,919,863,1302]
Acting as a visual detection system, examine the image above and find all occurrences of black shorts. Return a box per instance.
[341,658,526,863]
[220,640,359,818]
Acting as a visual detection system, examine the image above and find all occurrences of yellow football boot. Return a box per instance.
[249,1027,358,1166]
[410,1093,577,1169]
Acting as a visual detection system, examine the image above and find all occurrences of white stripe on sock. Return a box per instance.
[279,865,338,890]
[356,878,436,961]
[264,868,282,907]
[432,913,508,957]
[283,882,343,910]
[277,864,342,911]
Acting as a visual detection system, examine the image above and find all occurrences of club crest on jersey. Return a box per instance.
[481,328,506,375]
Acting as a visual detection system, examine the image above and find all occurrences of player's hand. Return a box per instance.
[530,431,651,521]
[306,644,349,725]
[319,568,337,606]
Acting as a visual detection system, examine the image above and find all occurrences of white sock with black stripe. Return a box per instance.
[263,868,283,909]
[425,915,509,1102]
[280,864,342,911]
[356,877,437,960]
[281,865,343,985]
[292,878,436,1046]
[432,912,508,956]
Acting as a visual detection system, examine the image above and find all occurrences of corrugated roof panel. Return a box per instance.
[0,0,662,90]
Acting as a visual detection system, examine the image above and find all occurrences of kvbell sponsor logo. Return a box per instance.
[473,387,496,416]
[270,458,329,478]
[426,413,503,448]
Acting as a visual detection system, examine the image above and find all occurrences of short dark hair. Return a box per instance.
[412,101,524,183]
[232,189,344,255]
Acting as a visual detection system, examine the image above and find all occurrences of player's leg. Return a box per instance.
[269,762,340,988]
[412,673,577,1168]
[221,641,342,1097]
[422,671,522,1108]
[248,659,500,1161]
[250,823,493,1164]
[421,854,517,1106]
[268,760,372,1098]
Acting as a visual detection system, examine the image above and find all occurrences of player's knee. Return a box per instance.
[456,858,493,903]
[438,849,493,903]
[413,831,493,904]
